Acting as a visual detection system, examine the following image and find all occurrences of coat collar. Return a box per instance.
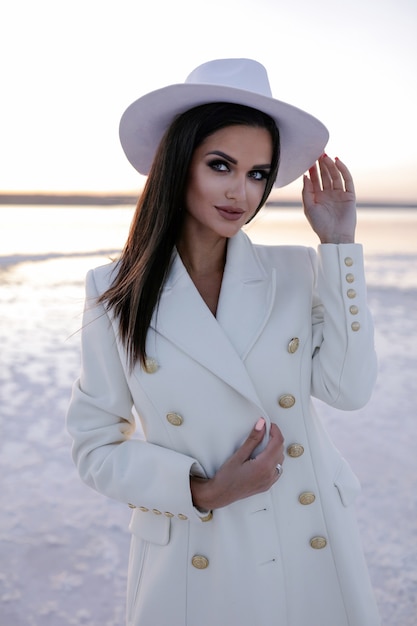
[151,231,276,410]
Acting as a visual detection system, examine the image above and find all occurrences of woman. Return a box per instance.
[67,58,380,625]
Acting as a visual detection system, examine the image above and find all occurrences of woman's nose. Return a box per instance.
[225,175,247,201]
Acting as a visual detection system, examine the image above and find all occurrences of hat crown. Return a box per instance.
[119,58,328,187]
[185,58,272,98]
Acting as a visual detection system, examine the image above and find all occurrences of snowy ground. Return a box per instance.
[1,207,416,625]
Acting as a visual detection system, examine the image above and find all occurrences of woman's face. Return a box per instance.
[183,124,273,241]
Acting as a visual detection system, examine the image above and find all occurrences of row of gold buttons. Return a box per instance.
[282,337,329,549]
[279,337,299,413]
[344,257,360,332]
[288,446,328,547]
[129,503,212,523]
[298,493,326,547]
[128,504,189,520]
[290,447,327,549]
[190,533,327,569]
[278,339,299,408]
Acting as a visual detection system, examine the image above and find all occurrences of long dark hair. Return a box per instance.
[99,102,280,370]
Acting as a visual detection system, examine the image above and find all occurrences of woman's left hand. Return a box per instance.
[302,155,356,244]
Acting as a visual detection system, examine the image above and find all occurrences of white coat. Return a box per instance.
[66,230,381,626]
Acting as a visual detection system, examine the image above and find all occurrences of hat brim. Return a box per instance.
[119,83,329,188]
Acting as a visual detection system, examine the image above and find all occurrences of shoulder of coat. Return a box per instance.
[253,243,314,267]
[90,260,120,294]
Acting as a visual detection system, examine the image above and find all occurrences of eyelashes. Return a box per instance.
[208,159,229,172]
[207,159,269,181]
[249,170,269,181]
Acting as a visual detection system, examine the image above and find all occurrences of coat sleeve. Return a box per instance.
[66,269,210,523]
[309,243,377,409]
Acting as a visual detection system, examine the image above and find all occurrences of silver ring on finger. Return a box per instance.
[276,463,283,476]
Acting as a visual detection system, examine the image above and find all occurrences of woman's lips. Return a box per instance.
[215,206,244,221]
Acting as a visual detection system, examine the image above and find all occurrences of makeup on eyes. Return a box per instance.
[206,152,271,181]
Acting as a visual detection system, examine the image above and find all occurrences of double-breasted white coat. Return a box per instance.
[67,230,381,626]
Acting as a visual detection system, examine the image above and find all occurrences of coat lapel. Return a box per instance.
[216,231,276,359]
[151,231,276,410]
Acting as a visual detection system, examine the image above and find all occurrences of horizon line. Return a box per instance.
[0,191,416,210]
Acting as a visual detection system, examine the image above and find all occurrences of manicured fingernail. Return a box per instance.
[335,156,339,161]
[255,417,265,431]
[321,153,327,158]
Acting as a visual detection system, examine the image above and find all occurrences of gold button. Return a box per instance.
[278,394,296,409]
[152,509,162,515]
[287,337,300,354]
[143,357,159,373]
[164,511,174,517]
[139,506,149,512]
[200,511,213,522]
[351,321,361,331]
[345,273,355,283]
[178,513,188,521]
[349,305,359,315]
[166,412,184,426]
[344,257,353,267]
[310,536,327,550]
[128,503,136,509]
[287,443,304,458]
[299,492,316,505]
[347,289,357,299]
[192,555,209,569]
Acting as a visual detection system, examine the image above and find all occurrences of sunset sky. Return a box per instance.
[1,0,416,202]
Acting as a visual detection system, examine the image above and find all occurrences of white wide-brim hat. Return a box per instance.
[119,58,329,188]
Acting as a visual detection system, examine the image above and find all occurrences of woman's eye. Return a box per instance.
[208,159,229,172]
[249,170,268,181]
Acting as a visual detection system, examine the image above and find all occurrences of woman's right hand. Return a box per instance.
[190,418,285,511]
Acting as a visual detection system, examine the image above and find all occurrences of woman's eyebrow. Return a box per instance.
[205,150,237,164]
[205,150,271,169]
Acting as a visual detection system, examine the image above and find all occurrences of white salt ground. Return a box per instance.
[0,206,416,625]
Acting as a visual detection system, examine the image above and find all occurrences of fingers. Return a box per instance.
[335,157,355,194]
[250,422,285,484]
[269,424,285,482]
[308,154,355,194]
[318,157,334,190]
[319,154,345,191]
[235,419,284,467]
[210,420,285,508]
[234,417,267,463]
[260,423,285,467]
[307,161,320,187]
